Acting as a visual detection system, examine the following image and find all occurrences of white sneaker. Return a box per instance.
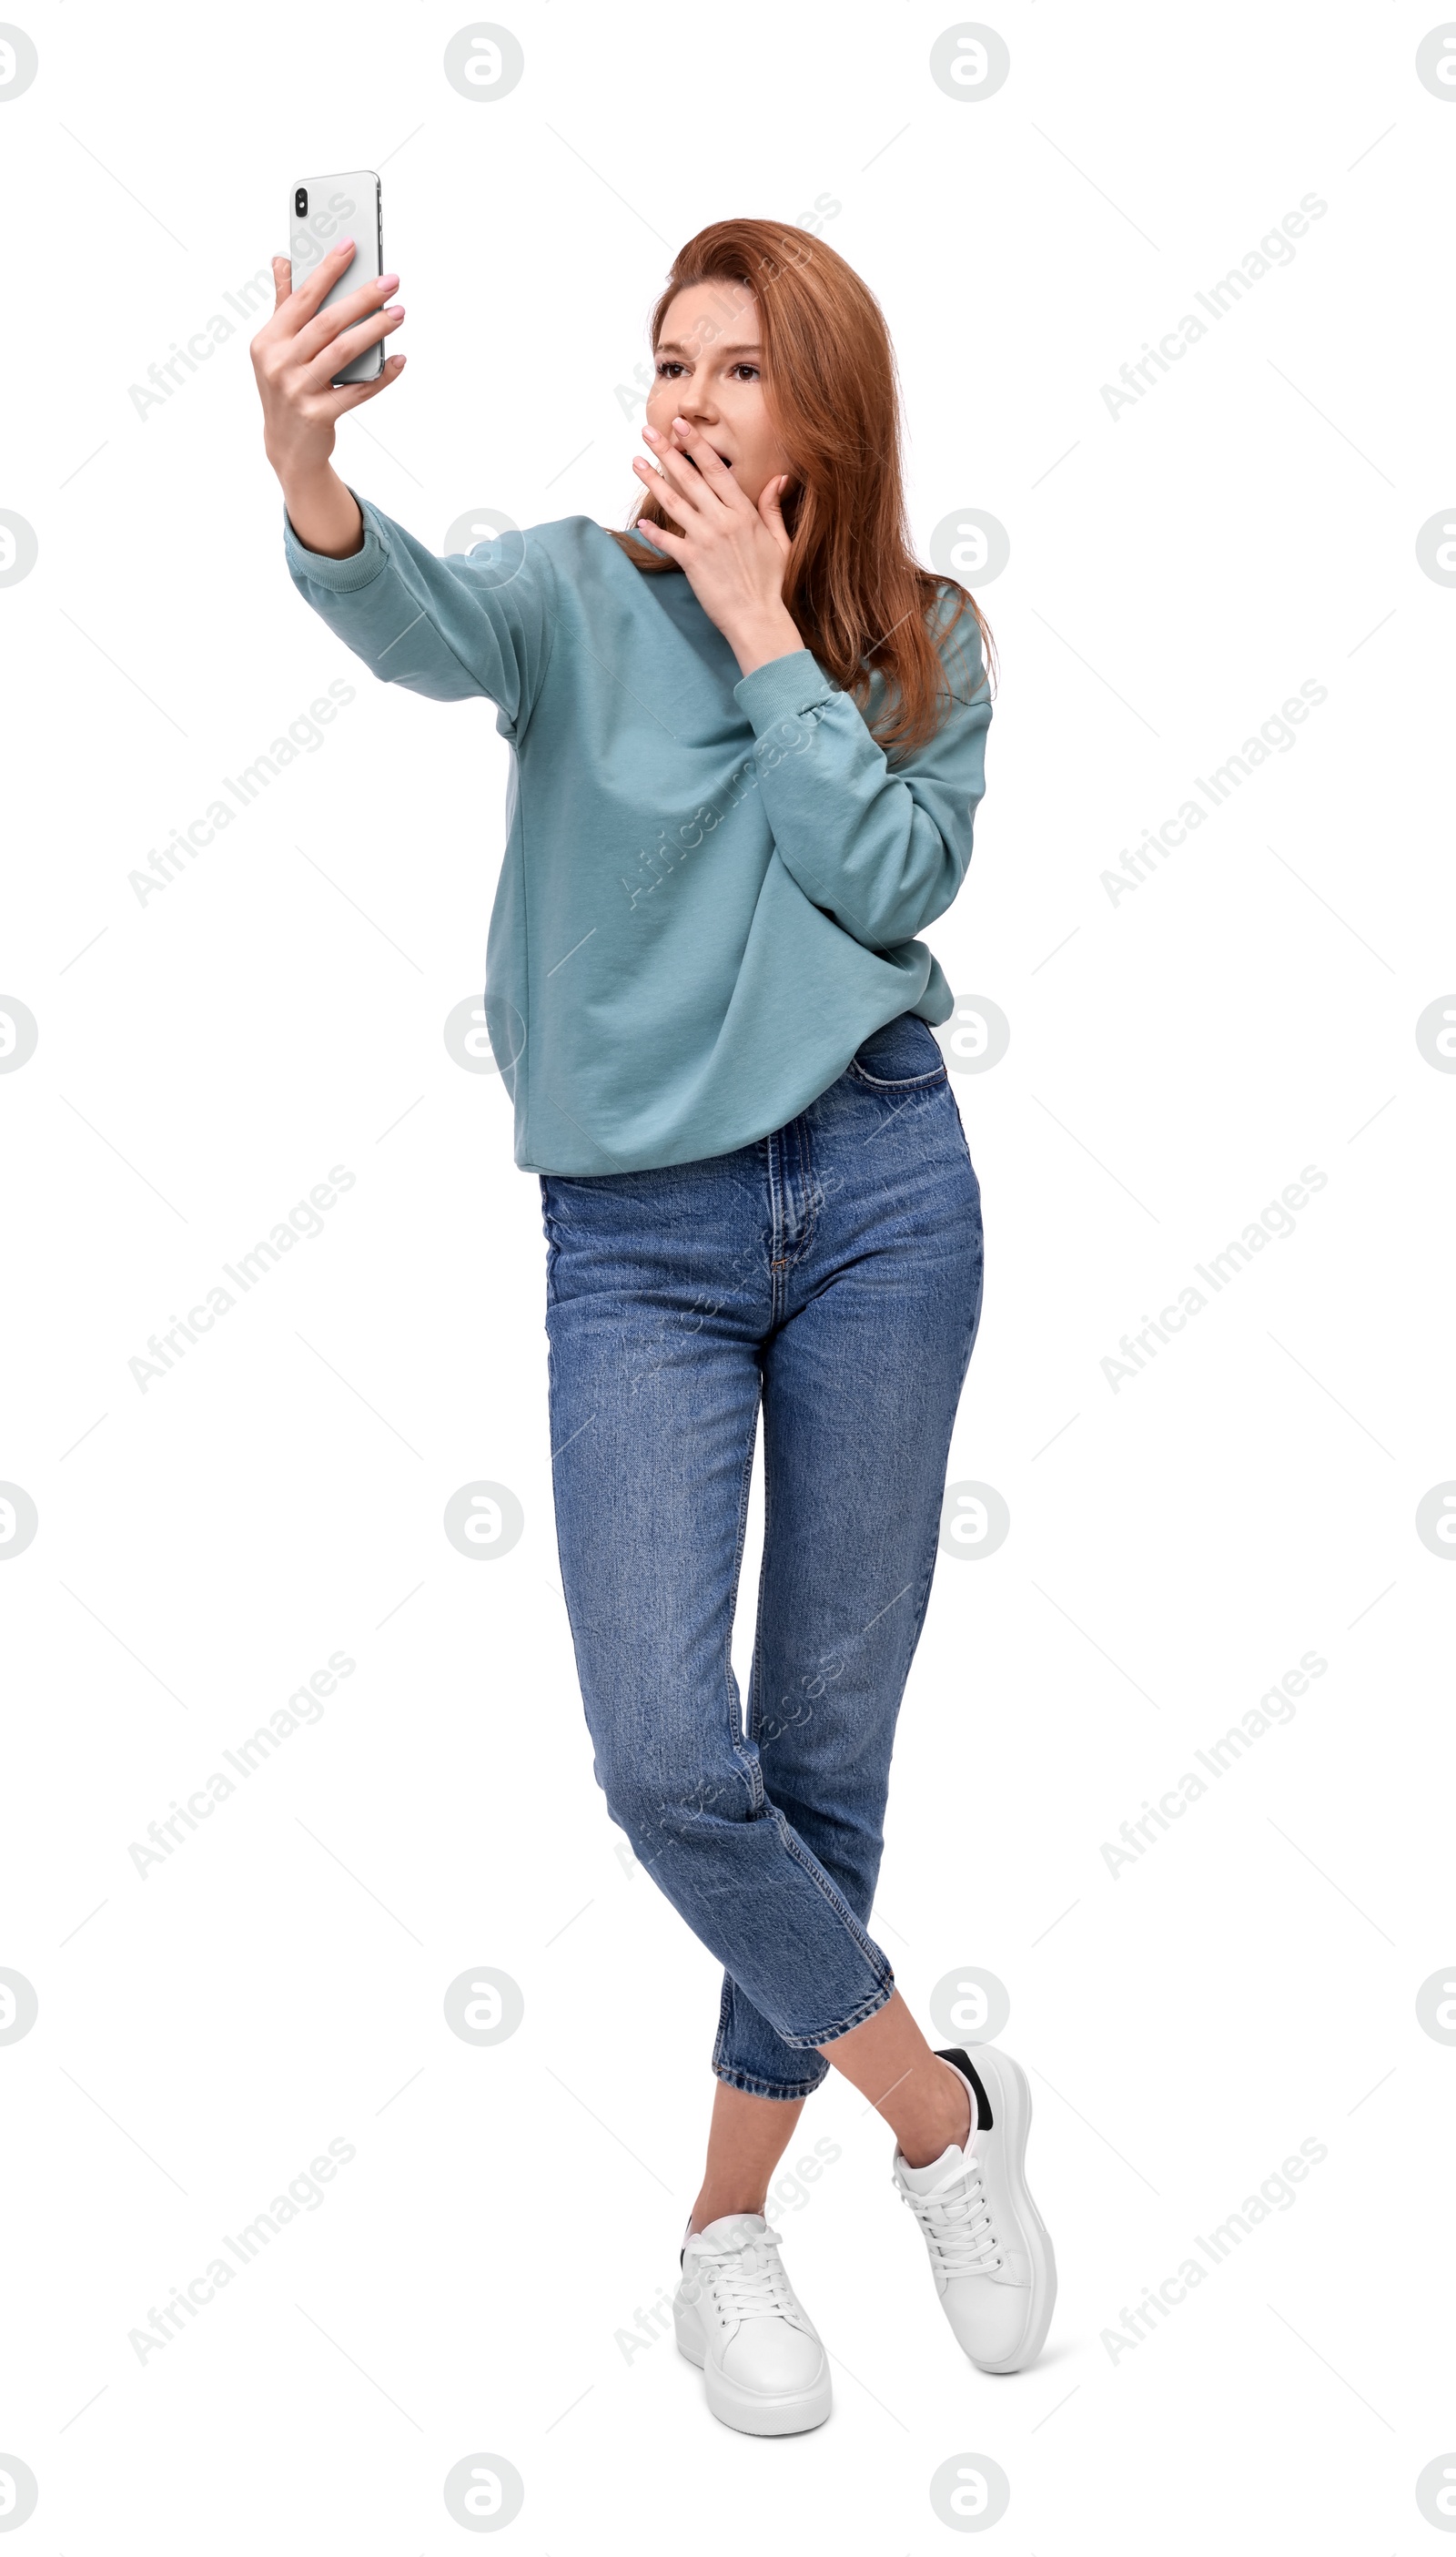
[673,2213,832,2435]
[893,2045,1057,2373]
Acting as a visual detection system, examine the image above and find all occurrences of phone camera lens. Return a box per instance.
[295,187,308,218]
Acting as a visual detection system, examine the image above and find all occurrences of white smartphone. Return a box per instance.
[288,171,383,384]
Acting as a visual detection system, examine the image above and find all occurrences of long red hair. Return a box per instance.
[612,218,996,753]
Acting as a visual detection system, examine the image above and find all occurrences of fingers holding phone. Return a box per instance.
[291,247,406,391]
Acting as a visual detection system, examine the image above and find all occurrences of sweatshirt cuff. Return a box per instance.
[733,647,837,735]
[282,490,390,594]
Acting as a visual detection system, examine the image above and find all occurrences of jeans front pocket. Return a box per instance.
[846,1010,948,1091]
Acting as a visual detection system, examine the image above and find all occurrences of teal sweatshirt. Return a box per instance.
[284,498,991,1174]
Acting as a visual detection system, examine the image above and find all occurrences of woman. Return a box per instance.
[252,217,1055,2436]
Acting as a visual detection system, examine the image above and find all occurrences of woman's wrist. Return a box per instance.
[276,462,364,561]
[727,608,806,681]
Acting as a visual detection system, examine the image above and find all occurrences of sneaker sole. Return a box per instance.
[963,2048,1057,2374]
[674,2298,833,2436]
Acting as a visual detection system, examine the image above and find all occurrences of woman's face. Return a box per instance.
[643,283,794,510]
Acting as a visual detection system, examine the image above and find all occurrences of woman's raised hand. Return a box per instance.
[250,240,406,553]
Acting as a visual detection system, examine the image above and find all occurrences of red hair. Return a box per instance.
[612,218,996,753]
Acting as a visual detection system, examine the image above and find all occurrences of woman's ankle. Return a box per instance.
[895,2059,973,2168]
[689,2186,768,2234]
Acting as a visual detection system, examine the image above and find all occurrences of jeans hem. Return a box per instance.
[772,1967,897,2052]
[779,1814,895,1988]
[710,2060,827,2102]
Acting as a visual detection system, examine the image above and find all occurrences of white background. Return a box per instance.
[3,1,1455,2547]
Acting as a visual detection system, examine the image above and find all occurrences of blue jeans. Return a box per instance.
[541,1011,985,2099]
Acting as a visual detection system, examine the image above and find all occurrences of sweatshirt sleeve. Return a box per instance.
[282,493,558,737]
[731,599,990,955]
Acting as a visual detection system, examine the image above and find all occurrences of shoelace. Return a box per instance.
[898,2153,1004,2276]
[694,2228,797,2320]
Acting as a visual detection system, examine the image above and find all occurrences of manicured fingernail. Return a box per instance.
[643,424,661,441]
[672,418,689,435]
[335,235,355,253]
[380,272,399,289]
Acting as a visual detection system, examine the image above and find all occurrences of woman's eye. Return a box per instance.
[731,364,760,381]
[655,361,685,379]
